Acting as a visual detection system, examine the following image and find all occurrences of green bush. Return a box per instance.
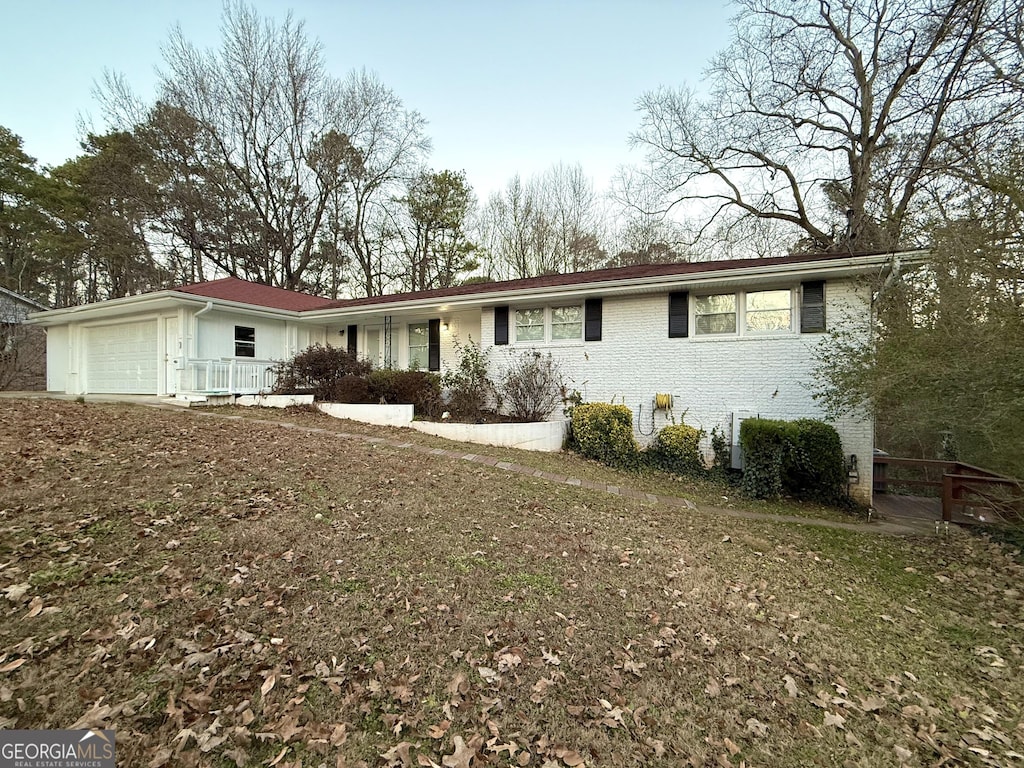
[272,344,371,401]
[740,419,793,500]
[710,424,732,475]
[647,423,705,475]
[739,417,847,504]
[368,369,442,418]
[789,419,848,505]
[570,403,640,469]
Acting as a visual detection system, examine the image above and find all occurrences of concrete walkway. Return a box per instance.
[3,392,938,537]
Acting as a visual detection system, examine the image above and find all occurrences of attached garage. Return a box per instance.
[85,322,158,394]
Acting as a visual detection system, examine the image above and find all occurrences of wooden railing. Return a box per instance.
[184,359,278,395]
[873,455,1023,523]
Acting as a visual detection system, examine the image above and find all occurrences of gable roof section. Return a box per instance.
[176,277,336,311]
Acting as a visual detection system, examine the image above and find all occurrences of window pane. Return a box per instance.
[694,294,736,335]
[515,308,545,341]
[746,290,792,332]
[408,322,428,369]
[551,305,582,340]
[694,294,735,315]
[234,326,256,357]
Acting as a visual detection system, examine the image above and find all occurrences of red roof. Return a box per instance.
[175,277,335,311]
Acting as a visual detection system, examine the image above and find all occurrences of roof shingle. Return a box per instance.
[175,277,336,311]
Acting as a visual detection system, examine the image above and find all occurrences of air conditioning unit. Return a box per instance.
[730,410,758,470]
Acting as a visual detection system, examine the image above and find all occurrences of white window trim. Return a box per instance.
[512,305,584,345]
[407,321,429,369]
[692,288,797,339]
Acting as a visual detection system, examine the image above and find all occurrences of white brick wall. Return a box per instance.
[480,279,875,503]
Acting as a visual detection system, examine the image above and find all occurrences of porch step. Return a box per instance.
[162,393,237,407]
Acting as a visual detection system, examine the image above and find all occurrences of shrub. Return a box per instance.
[710,424,732,475]
[570,403,639,469]
[332,375,373,405]
[272,344,372,401]
[789,418,847,505]
[368,369,442,418]
[499,350,565,422]
[739,417,847,504]
[647,423,705,475]
[442,337,498,422]
[740,419,793,500]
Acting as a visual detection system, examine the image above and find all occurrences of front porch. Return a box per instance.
[174,358,279,397]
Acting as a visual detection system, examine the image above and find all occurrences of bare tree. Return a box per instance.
[337,69,431,297]
[632,0,1024,252]
[478,165,608,279]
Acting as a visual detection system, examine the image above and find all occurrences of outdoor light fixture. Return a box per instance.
[441,321,450,331]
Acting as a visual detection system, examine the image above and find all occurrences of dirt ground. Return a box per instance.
[1,398,1021,767]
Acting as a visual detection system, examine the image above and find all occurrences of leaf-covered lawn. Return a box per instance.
[1,399,1021,767]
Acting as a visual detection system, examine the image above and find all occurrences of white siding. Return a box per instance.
[194,311,289,361]
[481,279,874,502]
[45,325,69,392]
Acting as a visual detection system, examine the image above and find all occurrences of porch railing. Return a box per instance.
[183,359,278,395]
[873,456,1023,523]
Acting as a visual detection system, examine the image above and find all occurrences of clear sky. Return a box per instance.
[0,0,733,200]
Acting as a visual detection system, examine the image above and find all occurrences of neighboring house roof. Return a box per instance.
[0,286,49,317]
[176,277,337,311]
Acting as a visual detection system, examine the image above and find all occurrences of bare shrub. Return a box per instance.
[499,350,565,422]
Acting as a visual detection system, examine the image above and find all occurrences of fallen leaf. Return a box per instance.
[442,735,475,768]
[783,674,799,698]
[25,596,44,618]
[858,695,885,712]
[0,658,27,673]
[823,711,846,729]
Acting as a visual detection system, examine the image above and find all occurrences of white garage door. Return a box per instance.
[86,322,158,394]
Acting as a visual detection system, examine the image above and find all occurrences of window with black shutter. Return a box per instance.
[584,298,602,341]
[494,306,509,345]
[800,281,826,333]
[346,325,357,356]
[668,291,689,338]
[428,318,441,371]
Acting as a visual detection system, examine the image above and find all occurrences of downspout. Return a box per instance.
[190,300,214,373]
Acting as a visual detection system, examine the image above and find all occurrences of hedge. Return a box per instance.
[570,403,639,468]
[647,423,705,475]
[739,417,846,504]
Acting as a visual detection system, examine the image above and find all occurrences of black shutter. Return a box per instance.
[584,298,602,341]
[428,318,441,371]
[800,281,826,333]
[494,306,509,345]
[346,325,357,356]
[668,291,689,338]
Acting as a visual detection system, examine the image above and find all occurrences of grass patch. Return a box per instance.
[0,398,1021,767]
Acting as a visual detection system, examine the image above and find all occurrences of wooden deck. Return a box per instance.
[873,493,997,526]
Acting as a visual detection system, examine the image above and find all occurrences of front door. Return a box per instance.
[164,317,180,395]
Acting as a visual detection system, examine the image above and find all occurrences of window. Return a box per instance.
[689,289,797,338]
[551,306,583,340]
[408,322,429,369]
[694,294,737,335]
[515,308,545,342]
[234,326,255,357]
[512,305,588,343]
[745,290,792,332]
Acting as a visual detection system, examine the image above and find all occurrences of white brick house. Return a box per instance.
[30,251,923,502]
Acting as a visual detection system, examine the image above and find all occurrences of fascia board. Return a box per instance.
[301,252,920,322]
[26,291,305,325]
